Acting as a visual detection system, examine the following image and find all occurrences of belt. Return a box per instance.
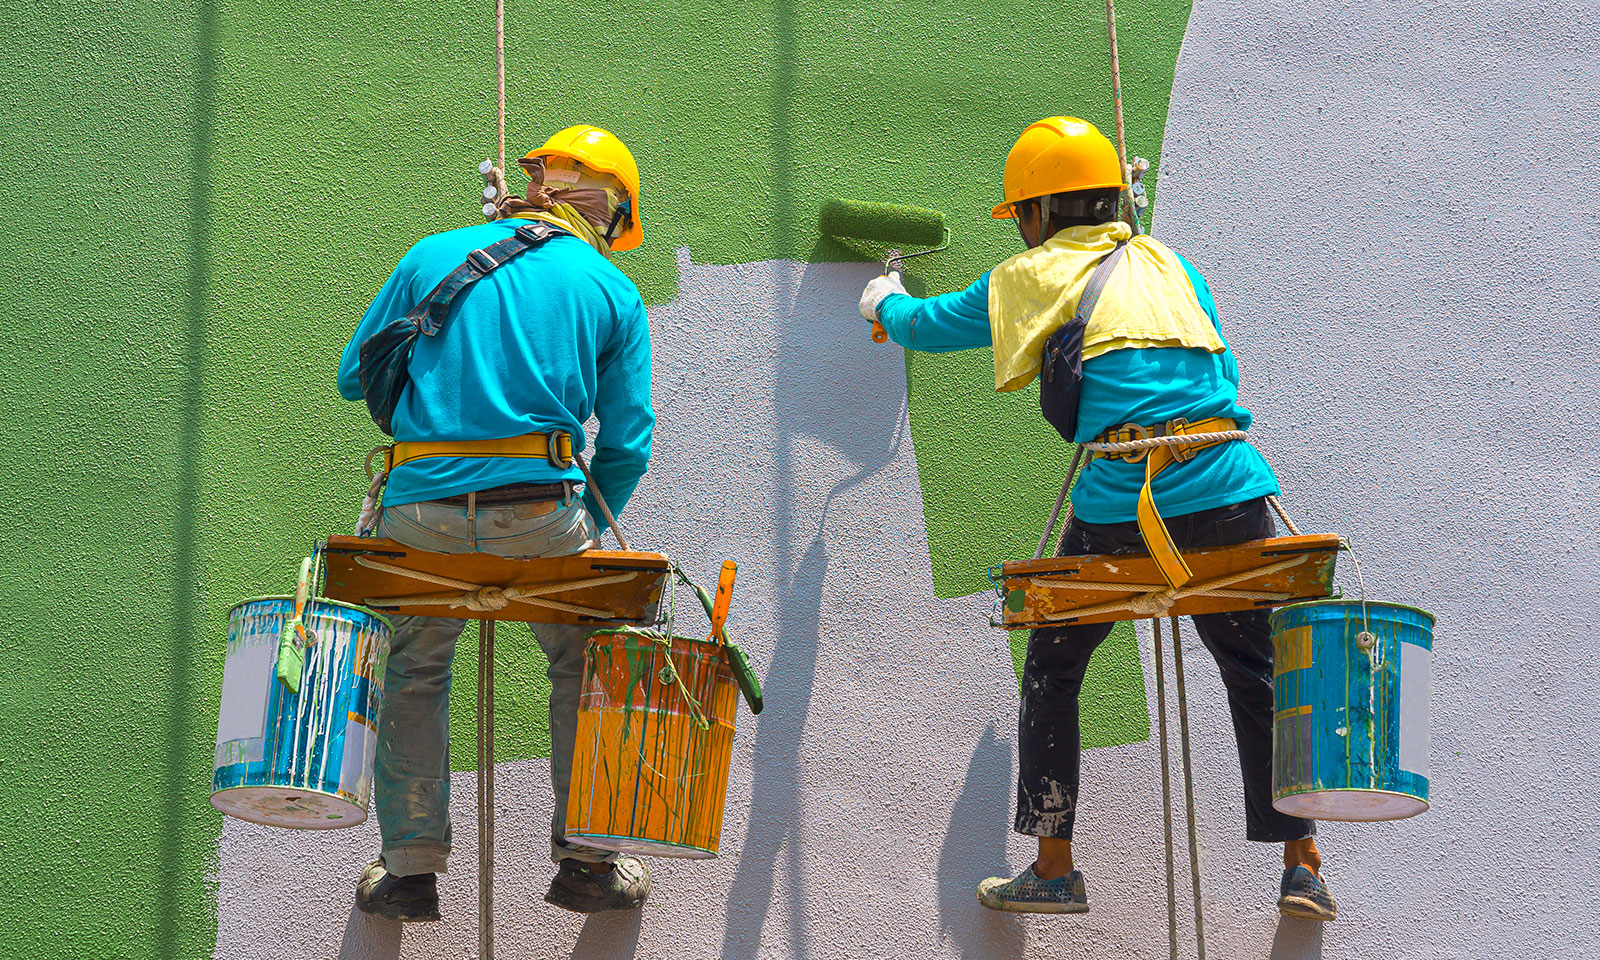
[437,481,571,507]
[385,431,574,473]
[1090,416,1241,590]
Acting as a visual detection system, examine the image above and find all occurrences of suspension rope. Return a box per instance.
[1170,616,1208,960]
[477,618,496,960]
[495,0,506,176]
[1103,0,1138,233]
[1152,616,1179,960]
[1036,444,1086,560]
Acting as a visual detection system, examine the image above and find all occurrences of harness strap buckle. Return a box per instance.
[1166,417,1200,462]
[466,248,500,273]
[546,431,573,469]
[1110,421,1152,463]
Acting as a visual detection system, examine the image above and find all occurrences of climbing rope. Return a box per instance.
[1169,616,1208,960]
[1151,616,1179,960]
[1103,0,1139,233]
[476,617,495,960]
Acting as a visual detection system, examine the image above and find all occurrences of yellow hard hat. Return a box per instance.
[990,117,1127,220]
[522,125,643,252]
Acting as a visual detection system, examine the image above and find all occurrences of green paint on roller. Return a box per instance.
[819,198,947,247]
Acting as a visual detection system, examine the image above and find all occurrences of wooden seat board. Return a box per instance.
[320,535,670,624]
[997,533,1341,628]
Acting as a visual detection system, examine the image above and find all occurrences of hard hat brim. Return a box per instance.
[989,182,1131,220]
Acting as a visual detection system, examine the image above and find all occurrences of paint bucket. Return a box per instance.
[565,628,739,858]
[211,597,391,828]
[1270,599,1433,821]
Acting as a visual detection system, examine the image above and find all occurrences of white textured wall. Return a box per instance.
[215,2,1600,957]
[1152,1,1600,957]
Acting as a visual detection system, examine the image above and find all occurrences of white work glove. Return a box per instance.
[858,270,907,322]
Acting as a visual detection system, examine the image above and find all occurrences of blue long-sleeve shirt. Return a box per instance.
[876,256,1279,524]
[339,220,654,532]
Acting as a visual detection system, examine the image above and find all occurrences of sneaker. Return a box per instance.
[1277,865,1338,922]
[976,866,1089,914]
[354,858,441,922]
[543,857,651,913]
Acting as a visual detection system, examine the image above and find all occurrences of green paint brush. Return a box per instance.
[819,199,950,343]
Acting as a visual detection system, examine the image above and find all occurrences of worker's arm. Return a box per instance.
[586,295,655,535]
[873,271,996,353]
[337,250,419,400]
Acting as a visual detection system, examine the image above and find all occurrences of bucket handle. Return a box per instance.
[1338,538,1377,658]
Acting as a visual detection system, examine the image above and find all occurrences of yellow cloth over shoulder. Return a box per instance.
[987,220,1225,392]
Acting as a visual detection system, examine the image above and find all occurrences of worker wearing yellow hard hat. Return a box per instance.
[342,124,657,920]
[859,117,1337,922]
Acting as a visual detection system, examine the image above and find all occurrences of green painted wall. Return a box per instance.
[0,0,1187,953]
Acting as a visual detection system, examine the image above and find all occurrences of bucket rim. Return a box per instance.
[229,595,393,629]
[1269,598,1435,626]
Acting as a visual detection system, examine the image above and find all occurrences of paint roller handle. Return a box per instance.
[871,273,898,343]
[870,275,895,343]
[709,560,737,644]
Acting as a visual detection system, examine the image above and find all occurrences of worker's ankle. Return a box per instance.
[1032,856,1074,881]
[1283,840,1322,876]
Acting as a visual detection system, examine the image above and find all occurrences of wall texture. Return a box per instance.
[3,0,1597,958]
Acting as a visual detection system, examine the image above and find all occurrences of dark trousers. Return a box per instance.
[1014,497,1314,844]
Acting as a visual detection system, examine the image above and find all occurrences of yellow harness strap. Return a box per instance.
[386,431,574,472]
[1093,416,1239,590]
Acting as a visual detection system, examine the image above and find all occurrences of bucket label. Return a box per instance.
[1399,641,1431,777]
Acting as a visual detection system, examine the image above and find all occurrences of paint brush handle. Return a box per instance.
[708,560,737,645]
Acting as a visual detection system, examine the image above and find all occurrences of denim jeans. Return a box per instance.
[372,493,617,876]
[1014,497,1315,845]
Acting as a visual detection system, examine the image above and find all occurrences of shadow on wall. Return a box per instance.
[158,0,218,951]
[1269,918,1323,960]
[937,725,1025,959]
[716,249,908,958]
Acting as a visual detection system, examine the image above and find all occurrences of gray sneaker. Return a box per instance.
[1278,865,1338,921]
[976,866,1089,914]
[354,858,441,922]
[544,857,651,913]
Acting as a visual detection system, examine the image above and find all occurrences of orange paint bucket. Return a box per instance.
[564,628,739,858]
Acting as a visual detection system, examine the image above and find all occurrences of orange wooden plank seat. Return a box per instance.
[320,535,670,625]
[994,533,1342,629]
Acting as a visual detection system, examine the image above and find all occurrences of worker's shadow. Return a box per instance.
[717,254,908,959]
[937,724,1026,958]
[1269,916,1325,959]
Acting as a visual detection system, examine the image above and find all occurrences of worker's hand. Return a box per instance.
[858,271,907,322]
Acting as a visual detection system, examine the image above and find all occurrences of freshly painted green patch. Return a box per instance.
[0,0,1191,952]
[1011,624,1151,749]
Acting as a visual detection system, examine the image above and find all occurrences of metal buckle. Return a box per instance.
[545,431,573,469]
[1166,417,1199,462]
[466,248,499,273]
[1111,421,1152,463]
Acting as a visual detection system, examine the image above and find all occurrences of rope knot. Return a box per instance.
[465,586,510,612]
[1129,589,1176,617]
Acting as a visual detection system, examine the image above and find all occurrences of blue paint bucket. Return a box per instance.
[1269,599,1434,821]
[211,597,391,828]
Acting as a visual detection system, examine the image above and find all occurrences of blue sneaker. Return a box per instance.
[976,866,1088,914]
[1278,865,1338,921]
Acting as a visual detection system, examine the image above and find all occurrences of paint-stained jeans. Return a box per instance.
[373,494,618,876]
[1015,497,1315,844]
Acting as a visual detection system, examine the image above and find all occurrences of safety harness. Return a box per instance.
[354,220,608,539]
[1091,416,1243,590]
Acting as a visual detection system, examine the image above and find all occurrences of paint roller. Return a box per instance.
[819,199,949,343]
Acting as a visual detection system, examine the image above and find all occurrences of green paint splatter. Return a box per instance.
[1010,623,1151,749]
